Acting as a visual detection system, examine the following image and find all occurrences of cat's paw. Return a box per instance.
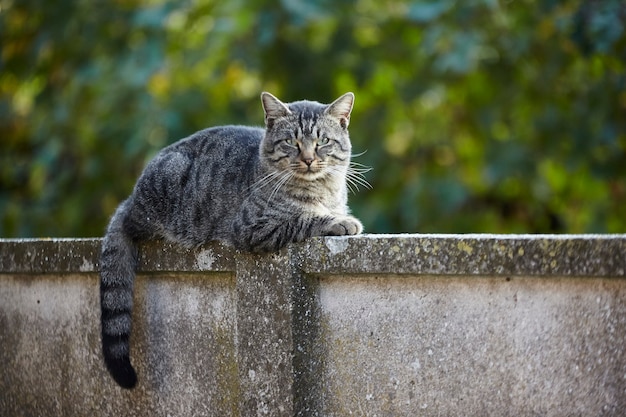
[325,216,363,236]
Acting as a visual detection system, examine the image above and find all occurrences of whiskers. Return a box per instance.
[249,153,372,204]
[348,162,373,193]
[248,169,296,204]
[325,154,373,195]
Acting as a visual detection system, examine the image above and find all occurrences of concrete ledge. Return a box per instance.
[2,234,624,276]
[302,234,626,276]
[0,238,236,273]
[1,234,625,416]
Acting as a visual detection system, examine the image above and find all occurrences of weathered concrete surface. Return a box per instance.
[235,251,295,416]
[311,275,626,416]
[0,234,625,416]
[0,271,238,416]
[0,238,235,273]
[302,234,626,276]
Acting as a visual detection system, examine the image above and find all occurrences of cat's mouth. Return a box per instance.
[294,163,325,180]
[298,168,321,177]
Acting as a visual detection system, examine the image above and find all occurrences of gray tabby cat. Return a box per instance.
[100,92,366,389]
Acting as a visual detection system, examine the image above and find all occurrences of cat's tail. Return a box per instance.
[100,198,139,389]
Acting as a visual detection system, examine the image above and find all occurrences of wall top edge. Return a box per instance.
[0,234,624,277]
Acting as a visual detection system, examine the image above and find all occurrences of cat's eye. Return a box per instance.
[319,137,331,146]
[285,138,297,147]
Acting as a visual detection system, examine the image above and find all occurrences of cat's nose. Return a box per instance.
[303,158,314,166]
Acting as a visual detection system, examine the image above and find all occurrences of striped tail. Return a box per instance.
[100,199,139,389]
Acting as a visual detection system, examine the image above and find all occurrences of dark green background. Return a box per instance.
[2,0,625,237]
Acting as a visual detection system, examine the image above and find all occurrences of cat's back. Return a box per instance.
[140,124,265,196]
[152,124,265,192]
[165,125,265,160]
[131,125,266,245]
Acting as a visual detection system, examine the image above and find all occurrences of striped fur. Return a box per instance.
[100,92,364,388]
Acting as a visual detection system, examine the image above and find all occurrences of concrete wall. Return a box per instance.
[0,234,625,416]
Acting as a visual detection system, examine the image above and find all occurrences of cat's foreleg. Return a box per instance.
[233,213,362,253]
[321,215,363,236]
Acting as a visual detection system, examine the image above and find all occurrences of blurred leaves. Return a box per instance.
[1,0,625,237]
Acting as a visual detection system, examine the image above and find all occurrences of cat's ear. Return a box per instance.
[261,92,292,128]
[325,92,354,129]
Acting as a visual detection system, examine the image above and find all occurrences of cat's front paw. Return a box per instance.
[325,216,363,236]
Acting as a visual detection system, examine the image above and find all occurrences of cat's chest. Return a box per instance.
[303,201,344,217]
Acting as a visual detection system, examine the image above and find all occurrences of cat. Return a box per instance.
[100,92,368,389]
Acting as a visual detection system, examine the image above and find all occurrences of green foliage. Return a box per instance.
[1,0,625,237]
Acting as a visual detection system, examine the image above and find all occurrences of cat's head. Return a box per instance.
[260,92,354,182]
